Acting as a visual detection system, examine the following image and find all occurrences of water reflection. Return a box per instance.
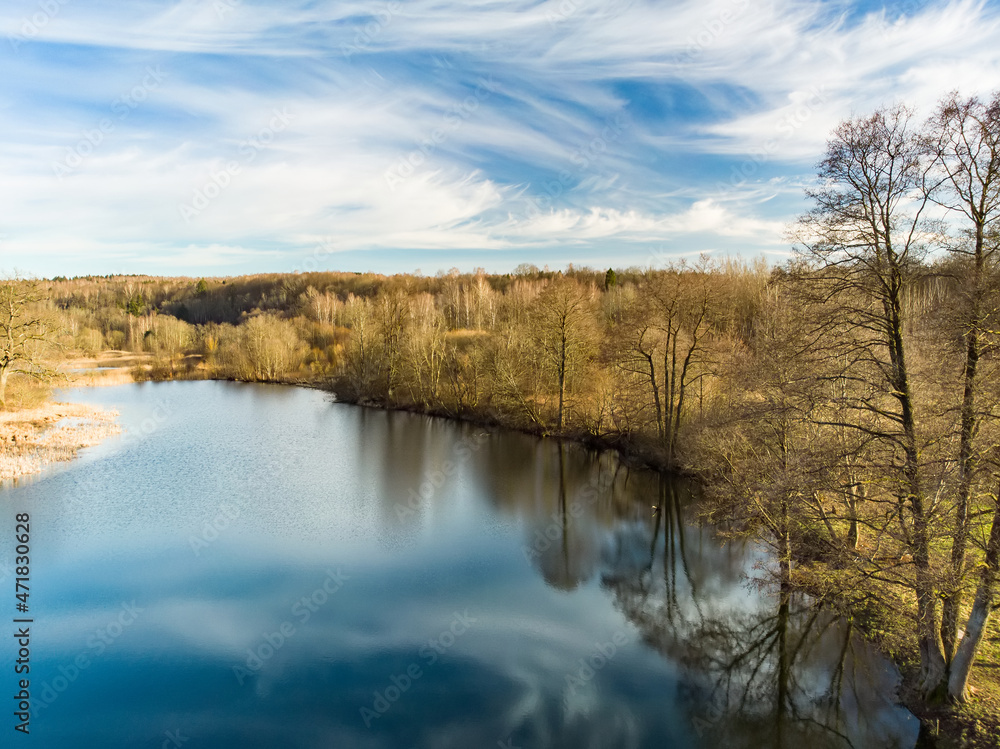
[526,465,915,749]
[0,383,916,748]
[479,441,915,749]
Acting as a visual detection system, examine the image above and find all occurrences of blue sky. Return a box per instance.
[2,0,999,278]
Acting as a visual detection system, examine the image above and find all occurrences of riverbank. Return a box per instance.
[63,351,149,387]
[902,635,1000,748]
[0,400,121,483]
[336,394,678,473]
[0,353,141,483]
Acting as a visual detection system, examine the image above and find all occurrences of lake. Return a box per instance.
[0,381,919,748]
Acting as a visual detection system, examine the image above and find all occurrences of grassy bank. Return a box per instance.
[901,628,1000,748]
[0,359,135,483]
[0,399,121,483]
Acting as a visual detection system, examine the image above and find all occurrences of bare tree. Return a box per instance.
[793,105,950,695]
[651,267,712,466]
[343,294,376,398]
[402,293,446,408]
[949,468,1000,702]
[529,278,597,432]
[0,277,60,408]
[613,265,712,466]
[374,290,409,402]
[925,91,1000,700]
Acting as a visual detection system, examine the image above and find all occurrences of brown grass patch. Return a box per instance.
[0,401,121,482]
[61,349,147,387]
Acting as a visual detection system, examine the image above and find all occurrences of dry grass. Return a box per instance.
[2,375,53,411]
[952,616,1000,748]
[0,351,140,481]
[65,368,136,387]
[61,350,145,388]
[0,401,121,482]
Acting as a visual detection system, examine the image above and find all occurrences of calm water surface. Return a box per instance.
[0,382,918,748]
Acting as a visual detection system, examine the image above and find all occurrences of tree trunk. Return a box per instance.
[639,349,663,441]
[943,225,985,662]
[557,329,567,431]
[664,325,678,460]
[0,366,8,408]
[846,478,863,550]
[948,490,1000,701]
[890,283,948,695]
[942,323,979,661]
[910,456,948,695]
[776,560,791,749]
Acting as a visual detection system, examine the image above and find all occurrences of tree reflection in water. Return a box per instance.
[606,477,913,749]
[524,448,915,749]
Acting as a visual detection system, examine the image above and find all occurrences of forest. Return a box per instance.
[3,91,999,742]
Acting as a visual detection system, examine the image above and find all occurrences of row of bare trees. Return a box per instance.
[698,92,1000,704]
[325,260,764,471]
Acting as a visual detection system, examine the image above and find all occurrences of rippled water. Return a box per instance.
[0,381,919,748]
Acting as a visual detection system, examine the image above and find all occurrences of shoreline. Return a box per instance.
[0,355,141,484]
[0,400,122,484]
[333,394,684,475]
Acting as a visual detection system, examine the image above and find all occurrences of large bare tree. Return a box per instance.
[0,277,59,408]
[793,104,950,695]
[925,91,1000,700]
[613,264,713,467]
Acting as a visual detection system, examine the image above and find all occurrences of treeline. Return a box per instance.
[42,260,766,461]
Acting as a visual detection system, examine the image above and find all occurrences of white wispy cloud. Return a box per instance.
[0,0,998,275]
